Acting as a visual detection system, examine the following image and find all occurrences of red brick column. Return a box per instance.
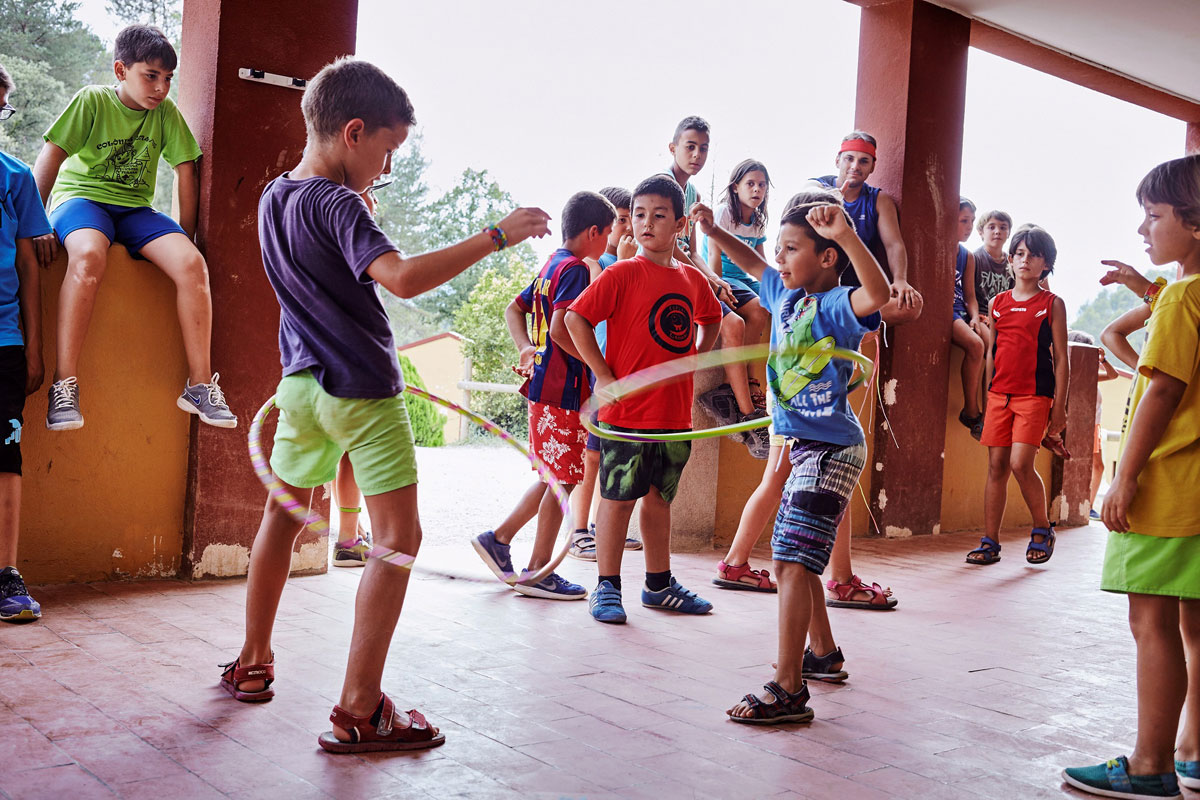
[177,0,359,577]
[1052,344,1100,526]
[850,0,970,536]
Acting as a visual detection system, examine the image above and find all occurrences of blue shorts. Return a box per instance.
[50,198,186,259]
[772,439,866,573]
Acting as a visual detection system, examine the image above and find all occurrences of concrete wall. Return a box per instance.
[21,247,190,583]
[398,334,464,444]
[1099,373,1133,481]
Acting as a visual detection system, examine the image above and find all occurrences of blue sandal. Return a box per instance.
[966,536,1001,565]
[1026,526,1056,564]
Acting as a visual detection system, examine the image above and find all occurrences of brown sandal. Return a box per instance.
[219,655,275,702]
[317,693,445,753]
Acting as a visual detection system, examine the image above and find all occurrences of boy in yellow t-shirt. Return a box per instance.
[31,24,235,432]
[1062,154,1200,800]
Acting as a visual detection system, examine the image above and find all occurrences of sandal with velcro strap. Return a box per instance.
[318,693,445,753]
[219,655,275,702]
[966,536,1002,565]
[727,680,814,725]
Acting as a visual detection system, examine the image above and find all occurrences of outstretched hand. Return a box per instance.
[498,207,553,247]
[1099,260,1151,296]
[689,203,715,236]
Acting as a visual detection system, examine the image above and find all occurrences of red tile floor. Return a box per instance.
[1,523,1197,799]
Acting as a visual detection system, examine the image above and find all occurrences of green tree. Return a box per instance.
[399,354,445,447]
[105,0,180,40]
[452,260,537,438]
[0,54,65,165]
[1070,268,1173,351]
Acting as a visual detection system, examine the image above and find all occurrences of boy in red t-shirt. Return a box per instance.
[968,225,1069,567]
[566,175,722,623]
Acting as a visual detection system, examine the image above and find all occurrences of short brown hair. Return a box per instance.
[1136,154,1200,230]
[114,24,177,70]
[976,209,1013,236]
[302,58,416,141]
[0,64,12,94]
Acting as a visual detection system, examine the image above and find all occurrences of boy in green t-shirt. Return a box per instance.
[31,24,235,431]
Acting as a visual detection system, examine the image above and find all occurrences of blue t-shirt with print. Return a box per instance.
[759,269,880,446]
[0,152,52,346]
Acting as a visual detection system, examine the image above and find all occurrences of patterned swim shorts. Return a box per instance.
[772,439,867,574]
[597,424,691,503]
[528,401,587,484]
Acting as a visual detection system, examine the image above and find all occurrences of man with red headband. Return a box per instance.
[810,131,923,326]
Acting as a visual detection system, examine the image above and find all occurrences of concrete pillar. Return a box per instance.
[177,0,358,577]
[1051,344,1100,526]
[851,0,970,536]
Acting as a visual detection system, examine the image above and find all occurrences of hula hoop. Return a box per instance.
[247,387,574,587]
[580,342,873,443]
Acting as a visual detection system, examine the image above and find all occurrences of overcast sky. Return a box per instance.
[76,0,1187,318]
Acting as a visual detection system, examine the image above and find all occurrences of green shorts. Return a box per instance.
[1101,529,1200,599]
[598,424,691,503]
[270,371,418,496]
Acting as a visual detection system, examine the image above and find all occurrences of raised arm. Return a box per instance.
[690,203,769,282]
[807,205,890,318]
[367,207,550,299]
[1101,304,1151,371]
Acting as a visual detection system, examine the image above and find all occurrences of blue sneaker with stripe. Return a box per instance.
[0,567,41,622]
[513,572,586,601]
[1178,758,1200,790]
[589,580,626,623]
[471,531,515,583]
[642,577,713,615]
[1062,756,1182,799]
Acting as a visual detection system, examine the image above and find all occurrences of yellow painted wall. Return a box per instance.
[1099,374,1133,481]
[399,334,465,443]
[21,247,190,583]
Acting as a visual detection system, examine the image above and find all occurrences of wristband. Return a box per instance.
[485,225,507,252]
[1143,276,1167,306]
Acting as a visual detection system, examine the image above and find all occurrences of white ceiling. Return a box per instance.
[926,0,1200,104]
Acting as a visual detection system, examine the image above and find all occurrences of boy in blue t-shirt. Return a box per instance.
[221,58,550,752]
[0,65,50,621]
[692,190,891,725]
[472,191,614,599]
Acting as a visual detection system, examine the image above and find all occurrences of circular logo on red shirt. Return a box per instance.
[648,293,694,354]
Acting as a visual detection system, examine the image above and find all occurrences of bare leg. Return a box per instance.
[527,483,574,570]
[727,561,812,718]
[1126,593,1187,775]
[493,481,546,544]
[740,298,770,390]
[829,512,853,582]
[0,474,20,566]
[1177,599,1200,763]
[721,444,787,566]
[572,449,600,532]
[1089,450,1105,510]
[595,497,634,577]
[54,229,111,381]
[333,484,423,736]
[334,453,364,542]
[950,318,984,418]
[807,570,837,657]
[1009,442,1050,529]
[718,313,754,415]
[969,445,1011,562]
[137,233,213,385]
[639,488,671,574]
[237,482,312,686]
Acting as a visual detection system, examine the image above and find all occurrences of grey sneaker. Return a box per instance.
[738,409,771,460]
[696,383,740,426]
[178,373,238,428]
[46,377,84,431]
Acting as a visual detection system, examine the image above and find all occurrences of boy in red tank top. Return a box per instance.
[967,226,1069,566]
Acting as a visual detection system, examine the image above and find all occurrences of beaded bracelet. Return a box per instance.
[484,224,508,252]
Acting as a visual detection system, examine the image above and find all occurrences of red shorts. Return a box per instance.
[528,401,587,484]
[980,391,1052,447]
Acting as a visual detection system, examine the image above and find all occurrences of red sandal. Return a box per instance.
[825,575,897,610]
[713,560,777,592]
[318,693,445,753]
[219,655,275,702]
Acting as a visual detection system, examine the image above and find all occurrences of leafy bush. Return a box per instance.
[400,354,445,447]
[452,260,537,439]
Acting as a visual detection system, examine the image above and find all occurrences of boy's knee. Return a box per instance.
[66,248,108,284]
[182,251,211,289]
[722,313,745,335]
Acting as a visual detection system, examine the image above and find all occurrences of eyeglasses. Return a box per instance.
[0,105,15,121]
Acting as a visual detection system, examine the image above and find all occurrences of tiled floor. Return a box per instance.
[1,522,1196,799]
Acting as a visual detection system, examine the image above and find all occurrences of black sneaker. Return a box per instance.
[737,409,771,459]
[0,566,41,622]
[697,383,740,426]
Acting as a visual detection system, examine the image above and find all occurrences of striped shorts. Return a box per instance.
[772,439,867,574]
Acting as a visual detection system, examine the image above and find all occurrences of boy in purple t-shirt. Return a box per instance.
[472,191,614,600]
[219,58,550,754]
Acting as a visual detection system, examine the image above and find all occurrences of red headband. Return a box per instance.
[839,139,876,158]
